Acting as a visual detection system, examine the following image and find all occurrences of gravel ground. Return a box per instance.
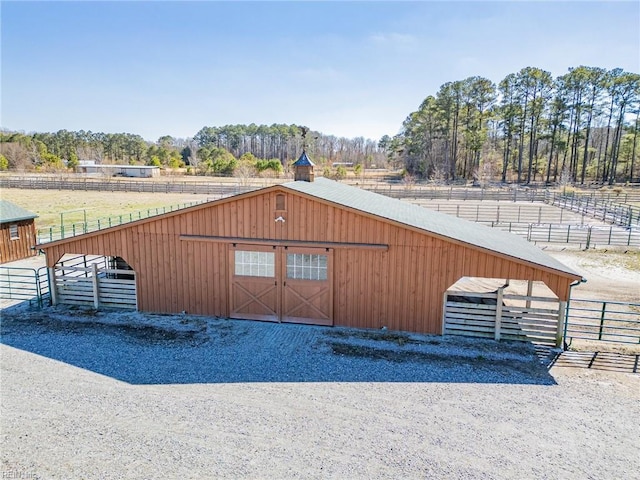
[1,305,639,479]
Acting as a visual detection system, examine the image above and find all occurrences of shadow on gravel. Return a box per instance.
[1,305,556,386]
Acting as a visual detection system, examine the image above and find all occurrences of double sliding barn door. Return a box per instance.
[229,244,333,325]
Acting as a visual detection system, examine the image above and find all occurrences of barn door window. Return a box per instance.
[286,253,327,281]
[234,250,275,277]
[275,194,286,211]
[9,224,19,240]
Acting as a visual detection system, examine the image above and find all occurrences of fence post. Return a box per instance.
[495,287,504,341]
[556,301,566,347]
[91,263,100,309]
[585,226,592,249]
[598,302,607,340]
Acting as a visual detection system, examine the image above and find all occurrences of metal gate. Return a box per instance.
[564,298,640,346]
[0,266,50,307]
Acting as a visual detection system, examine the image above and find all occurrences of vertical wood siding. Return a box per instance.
[41,188,576,334]
[1,220,36,264]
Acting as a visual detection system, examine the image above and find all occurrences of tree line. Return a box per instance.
[0,124,388,176]
[392,66,640,185]
[2,65,638,185]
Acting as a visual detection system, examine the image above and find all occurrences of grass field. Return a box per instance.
[2,189,213,228]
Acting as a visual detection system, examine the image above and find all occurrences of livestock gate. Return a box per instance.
[49,254,137,310]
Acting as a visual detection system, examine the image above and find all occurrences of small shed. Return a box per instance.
[0,200,38,264]
[78,164,160,178]
[38,153,582,342]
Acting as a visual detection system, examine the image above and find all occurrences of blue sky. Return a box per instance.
[1,1,639,142]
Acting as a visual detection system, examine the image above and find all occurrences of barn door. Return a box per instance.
[229,245,333,325]
[229,245,279,322]
[281,247,333,326]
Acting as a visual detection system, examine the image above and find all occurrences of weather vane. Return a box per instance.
[300,126,308,151]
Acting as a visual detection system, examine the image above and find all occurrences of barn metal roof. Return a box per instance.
[0,200,38,223]
[283,178,581,278]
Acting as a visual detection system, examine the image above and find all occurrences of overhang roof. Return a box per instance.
[0,200,38,223]
[283,178,581,279]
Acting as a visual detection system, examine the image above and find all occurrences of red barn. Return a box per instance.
[38,154,582,342]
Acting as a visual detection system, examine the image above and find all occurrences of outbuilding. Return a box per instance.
[78,164,160,178]
[0,200,38,264]
[38,153,582,343]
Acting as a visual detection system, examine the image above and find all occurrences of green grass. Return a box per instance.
[1,188,212,228]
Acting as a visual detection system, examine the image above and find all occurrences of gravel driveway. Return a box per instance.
[1,306,638,479]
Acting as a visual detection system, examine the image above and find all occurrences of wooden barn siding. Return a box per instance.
[0,220,37,264]
[42,189,573,334]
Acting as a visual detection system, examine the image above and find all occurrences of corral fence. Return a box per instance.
[51,255,137,310]
[545,192,640,228]
[564,298,640,346]
[3,174,640,203]
[494,223,639,248]
[0,175,260,196]
[443,289,564,347]
[37,200,209,243]
[0,265,50,307]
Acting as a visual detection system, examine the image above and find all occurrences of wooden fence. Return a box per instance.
[4,174,639,203]
[52,256,136,309]
[443,289,564,346]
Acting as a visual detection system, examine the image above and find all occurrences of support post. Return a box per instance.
[48,267,58,306]
[91,263,100,309]
[556,301,567,348]
[526,280,533,309]
[495,287,504,341]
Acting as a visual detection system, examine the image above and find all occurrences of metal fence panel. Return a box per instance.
[565,298,640,345]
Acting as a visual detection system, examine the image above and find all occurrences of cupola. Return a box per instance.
[293,150,315,182]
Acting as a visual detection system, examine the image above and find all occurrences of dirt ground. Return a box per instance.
[544,247,639,302]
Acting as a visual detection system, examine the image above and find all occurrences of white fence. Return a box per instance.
[444,290,563,346]
[53,257,136,310]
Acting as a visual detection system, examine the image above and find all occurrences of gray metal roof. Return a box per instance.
[283,178,580,278]
[0,200,38,223]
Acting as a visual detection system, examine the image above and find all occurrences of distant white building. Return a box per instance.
[78,164,160,178]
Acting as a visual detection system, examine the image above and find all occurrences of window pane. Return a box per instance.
[286,253,328,280]
[234,250,275,277]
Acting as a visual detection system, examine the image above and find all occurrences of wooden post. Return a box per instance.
[556,301,567,348]
[441,291,449,335]
[526,280,533,309]
[48,267,58,306]
[91,263,100,309]
[495,287,504,341]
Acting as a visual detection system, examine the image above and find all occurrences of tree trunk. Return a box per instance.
[545,123,557,184]
[630,112,639,183]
